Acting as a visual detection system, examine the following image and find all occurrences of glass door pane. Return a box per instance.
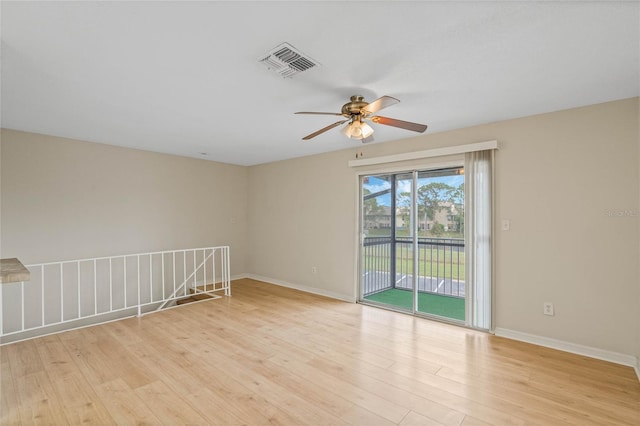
[384,173,414,310]
[415,168,466,321]
[361,173,414,311]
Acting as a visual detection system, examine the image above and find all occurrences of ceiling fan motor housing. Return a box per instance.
[341,95,368,116]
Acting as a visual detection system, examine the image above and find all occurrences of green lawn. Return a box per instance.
[363,246,465,280]
[364,289,465,321]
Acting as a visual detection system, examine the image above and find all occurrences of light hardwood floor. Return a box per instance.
[2,278,639,425]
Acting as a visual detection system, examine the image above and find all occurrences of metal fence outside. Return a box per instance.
[362,236,465,298]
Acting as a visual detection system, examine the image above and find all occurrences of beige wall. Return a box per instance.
[248,148,358,300]
[2,98,639,361]
[0,129,249,275]
[248,98,640,357]
[493,98,638,357]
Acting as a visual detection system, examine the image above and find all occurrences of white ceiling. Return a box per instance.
[2,1,639,166]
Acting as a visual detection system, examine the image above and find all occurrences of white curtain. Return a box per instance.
[465,150,493,330]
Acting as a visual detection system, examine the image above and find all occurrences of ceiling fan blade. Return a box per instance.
[302,120,349,140]
[295,111,344,116]
[371,115,428,133]
[362,96,400,115]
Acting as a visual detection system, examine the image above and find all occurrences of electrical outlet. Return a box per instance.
[502,219,510,231]
[311,266,317,274]
[543,302,554,316]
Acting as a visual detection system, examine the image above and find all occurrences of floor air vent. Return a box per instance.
[259,42,319,78]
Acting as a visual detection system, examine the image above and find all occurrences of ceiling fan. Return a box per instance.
[295,95,428,142]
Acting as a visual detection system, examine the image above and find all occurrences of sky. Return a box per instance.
[364,173,464,207]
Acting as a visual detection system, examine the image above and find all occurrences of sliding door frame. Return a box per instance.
[356,159,470,326]
[355,159,463,302]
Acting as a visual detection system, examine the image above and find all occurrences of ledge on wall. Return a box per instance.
[347,140,498,168]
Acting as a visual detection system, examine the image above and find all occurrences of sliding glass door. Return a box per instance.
[360,167,466,323]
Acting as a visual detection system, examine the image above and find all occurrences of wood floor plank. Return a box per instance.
[0,361,21,424]
[2,339,44,378]
[267,351,411,424]
[35,335,82,383]
[46,372,115,424]
[307,356,466,426]
[1,278,638,425]
[12,371,67,425]
[124,339,266,425]
[130,324,311,425]
[208,352,350,426]
[134,380,209,425]
[94,378,161,424]
[461,415,494,426]
[436,363,640,424]
[182,387,253,426]
[385,354,593,425]
[400,410,446,426]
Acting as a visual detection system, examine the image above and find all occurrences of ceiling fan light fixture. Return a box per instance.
[343,120,374,140]
[360,122,374,139]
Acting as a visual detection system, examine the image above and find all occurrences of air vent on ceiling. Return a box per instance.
[258,42,319,78]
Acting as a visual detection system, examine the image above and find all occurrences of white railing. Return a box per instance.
[0,246,230,344]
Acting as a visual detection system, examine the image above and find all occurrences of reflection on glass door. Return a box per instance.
[360,167,465,322]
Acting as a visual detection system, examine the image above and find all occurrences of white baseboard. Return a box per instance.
[243,274,356,303]
[231,273,250,281]
[494,327,638,371]
[635,356,640,382]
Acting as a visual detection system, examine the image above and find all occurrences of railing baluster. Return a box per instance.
[94,259,97,315]
[21,280,25,331]
[193,250,197,293]
[376,240,379,292]
[137,255,141,317]
[109,258,113,312]
[448,240,451,295]
[212,249,217,292]
[60,263,64,323]
[77,262,81,319]
[223,248,227,294]
[226,247,231,296]
[172,252,176,298]
[183,251,187,296]
[42,266,46,327]
[123,257,127,309]
[432,243,436,293]
[149,254,153,304]
[161,254,165,301]
[449,240,453,296]
[372,241,375,292]
[458,241,462,297]
[374,241,377,292]
[376,241,379,291]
